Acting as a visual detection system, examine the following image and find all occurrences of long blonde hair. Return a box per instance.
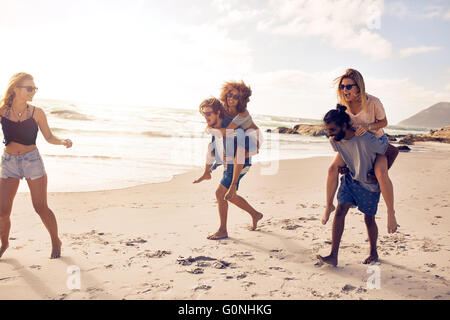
[0,72,34,113]
[334,69,367,112]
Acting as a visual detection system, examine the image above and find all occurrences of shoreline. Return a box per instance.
[16,141,449,195]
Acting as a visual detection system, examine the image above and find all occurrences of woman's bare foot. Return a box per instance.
[363,253,378,264]
[0,242,9,259]
[207,230,228,240]
[249,212,263,231]
[322,204,335,225]
[317,254,338,267]
[50,239,62,259]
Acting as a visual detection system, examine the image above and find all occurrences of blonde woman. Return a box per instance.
[322,69,399,234]
[0,72,72,259]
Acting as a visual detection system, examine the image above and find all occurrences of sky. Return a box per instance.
[0,0,449,123]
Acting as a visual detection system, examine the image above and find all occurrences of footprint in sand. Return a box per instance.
[188,268,204,274]
[145,250,172,258]
[230,251,253,259]
[237,273,247,280]
[29,265,42,270]
[269,266,285,272]
[177,256,231,268]
[342,284,357,292]
[421,238,441,252]
[194,285,211,291]
[124,238,148,247]
[282,223,301,231]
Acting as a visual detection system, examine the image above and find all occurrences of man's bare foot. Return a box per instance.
[249,212,263,231]
[207,231,228,240]
[0,242,9,259]
[363,254,378,264]
[317,254,338,267]
[50,239,62,259]
[193,172,211,184]
[322,204,335,225]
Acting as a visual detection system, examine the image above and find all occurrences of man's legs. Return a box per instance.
[227,194,263,231]
[207,184,229,240]
[317,202,351,266]
[363,214,379,264]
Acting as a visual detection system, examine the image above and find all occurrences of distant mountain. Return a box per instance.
[398,102,450,128]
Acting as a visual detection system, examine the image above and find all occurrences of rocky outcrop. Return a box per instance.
[271,124,326,136]
[268,123,450,144]
[398,126,450,145]
[292,124,327,136]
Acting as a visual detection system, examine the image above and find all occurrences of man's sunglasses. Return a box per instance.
[17,86,38,93]
[339,84,357,90]
[227,92,240,100]
[202,111,214,117]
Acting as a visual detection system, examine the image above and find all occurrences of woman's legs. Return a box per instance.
[374,154,398,233]
[385,144,399,170]
[26,175,62,259]
[0,178,20,258]
[374,155,394,213]
[323,153,346,225]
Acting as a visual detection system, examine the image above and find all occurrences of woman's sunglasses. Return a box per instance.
[17,86,38,93]
[339,84,357,90]
[227,92,240,100]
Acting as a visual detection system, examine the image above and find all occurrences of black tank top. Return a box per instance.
[1,105,39,146]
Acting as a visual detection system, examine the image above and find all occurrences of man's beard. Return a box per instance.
[332,129,346,142]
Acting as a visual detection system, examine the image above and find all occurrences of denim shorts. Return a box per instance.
[337,173,381,216]
[220,165,251,190]
[1,149,46,180]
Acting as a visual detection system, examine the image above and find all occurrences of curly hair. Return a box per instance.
[219,80,252,113]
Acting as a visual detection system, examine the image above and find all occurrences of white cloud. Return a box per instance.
[214,0,392,60]
[399,46,441,58]
[386,2,450,20]
[247,68,340,119]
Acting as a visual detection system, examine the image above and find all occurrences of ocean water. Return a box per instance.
[1,99,430,193]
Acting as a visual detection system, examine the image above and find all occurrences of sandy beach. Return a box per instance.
[0,142,449,300]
